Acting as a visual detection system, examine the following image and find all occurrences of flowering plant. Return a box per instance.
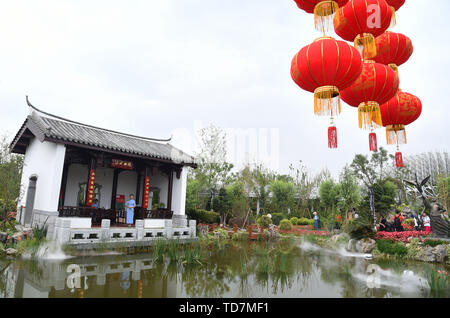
[376,231,431,243]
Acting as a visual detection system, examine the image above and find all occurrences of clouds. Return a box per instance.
[0,0,448,178]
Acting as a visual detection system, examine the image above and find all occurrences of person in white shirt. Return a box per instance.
[423,212,431,233]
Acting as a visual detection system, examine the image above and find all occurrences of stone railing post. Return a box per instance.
[189,220,197,238]
[55,219,71,245]
[165,219,173,238]
[136,220,144,240]
[101,219,110,241]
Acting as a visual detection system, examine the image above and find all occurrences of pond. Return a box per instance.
[0,239,449,298]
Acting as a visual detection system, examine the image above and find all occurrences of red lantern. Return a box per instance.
[334,0,392,59]
[294,0,349,33]
[374,31,413,75]
[340,60,399,129]
[385,0,405,25]
[379,91,422,145]
[291,36,363,117]
[291,36,362,149]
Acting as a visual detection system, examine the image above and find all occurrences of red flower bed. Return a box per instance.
[376,231,431,243]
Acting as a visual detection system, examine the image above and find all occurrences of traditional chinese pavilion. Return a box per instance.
[10,97,197,244]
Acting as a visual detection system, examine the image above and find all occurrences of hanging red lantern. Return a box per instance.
[379,90,422,145]
[291,36,362,149]
[293,0,349,33]
[340,60,399,129]
[380,90,421,169]
[291,36,363,116]
[385,0,405,25]
[374,31,413,75]
[334,0,392,60]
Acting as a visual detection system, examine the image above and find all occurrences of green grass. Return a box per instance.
[376,239,408,257]
[427,269,449,297]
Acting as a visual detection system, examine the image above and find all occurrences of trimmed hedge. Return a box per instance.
[279,219,293,231]
[376,239,408,256]
[187,208,220,224]
[290,217,299,225]
[256,215,272,227]
[271,213,284,226]
[297,218,315,226]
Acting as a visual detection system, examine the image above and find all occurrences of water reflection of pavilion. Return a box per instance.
[2,254,178,298]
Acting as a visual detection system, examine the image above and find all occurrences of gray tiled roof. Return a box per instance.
[12,109,196,166]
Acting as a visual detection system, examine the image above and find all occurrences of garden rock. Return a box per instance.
[6,248,18,256]
[0,232,8,243]
[331,233,349,244]
[198,225,209,237]
[416,246,435,263]
[345,239,356,252]
[355,238,376,254]
[267,224,278,239]
[432,245,448,263]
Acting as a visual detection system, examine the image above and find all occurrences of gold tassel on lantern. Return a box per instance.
[386,124,407,145]
[358,101,382,130]
[391,6,397,27]
[314,1,340,34]
[354,33,377,60]
[314,86,341,116]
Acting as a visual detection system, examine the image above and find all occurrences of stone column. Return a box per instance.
[101,219,111,241]
[23,175,38,227]
[136,220,144,240]
[189,220,197,238]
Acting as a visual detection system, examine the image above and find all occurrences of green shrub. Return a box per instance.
[423,240,449,248]
[297,218,314,226]
[403,218,415,226]
[290,217,299,226]
[232,231,249,241]
[211,228,229,240]
[406,238,421,260]
[271,213,284,226]
[376,239,408,256]
[342,219,374,240]
[279,219,293,231]
[256,215,272,228]
[187,208,220,224]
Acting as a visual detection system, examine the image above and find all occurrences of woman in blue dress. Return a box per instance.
[125,194,136,226]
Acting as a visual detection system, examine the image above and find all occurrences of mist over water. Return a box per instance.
[1,240,448,298]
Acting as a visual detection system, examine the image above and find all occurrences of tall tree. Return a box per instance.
[336,166,361,215]
[0,135,24,211]
[193,125,233,210]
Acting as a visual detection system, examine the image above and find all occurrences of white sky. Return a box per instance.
[0,0,448,178]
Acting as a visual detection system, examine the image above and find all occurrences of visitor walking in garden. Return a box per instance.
[423,212,431,233]
[379,215,387,232]
[393,211,404,232]
[313,212,319,231]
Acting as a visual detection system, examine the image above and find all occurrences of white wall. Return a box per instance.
[64,165,115,209]
[116,170,138,204]
[93,167,114,209]
[147,171,169,208]
[171,167,187,216]
[64,163,88,207]
[18,138,66,215]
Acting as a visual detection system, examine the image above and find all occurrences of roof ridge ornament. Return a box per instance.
[25,95,172,143]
